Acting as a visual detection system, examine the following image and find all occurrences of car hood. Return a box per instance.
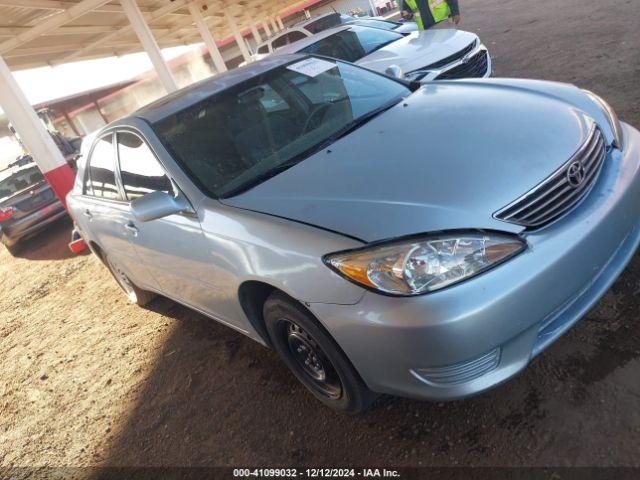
[221,79,607,242]
[356,29,478,73]
[394,21,419,33]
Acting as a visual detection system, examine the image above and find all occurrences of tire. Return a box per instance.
[104,253,155,307]
[263,292,376,413]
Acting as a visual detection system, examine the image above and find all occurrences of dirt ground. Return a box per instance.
[2,0,640,470]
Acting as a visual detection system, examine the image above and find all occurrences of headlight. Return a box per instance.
[324,231,525,296]
[583,90,624,150]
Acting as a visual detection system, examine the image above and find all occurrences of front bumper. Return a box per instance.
[0,200,66,247]
[309,122,640,401]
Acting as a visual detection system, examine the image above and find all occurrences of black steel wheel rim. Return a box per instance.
[280,319,343,399]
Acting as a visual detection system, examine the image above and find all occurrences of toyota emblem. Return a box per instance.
[566,161,586,188]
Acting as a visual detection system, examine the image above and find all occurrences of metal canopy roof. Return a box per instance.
[0,0,311,71]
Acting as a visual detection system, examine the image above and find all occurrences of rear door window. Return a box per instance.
[286,31,307,44]
[271,33,289,50]
[116,131,173,201]
[85,134,119,200]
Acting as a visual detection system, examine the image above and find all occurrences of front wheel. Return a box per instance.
[104,253,155,306]
[263,292,376,413]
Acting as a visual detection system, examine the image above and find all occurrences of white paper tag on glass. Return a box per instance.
[287,58,335,77]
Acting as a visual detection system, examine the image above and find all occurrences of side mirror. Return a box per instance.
[385,64,404,80]
[131,191,193,222]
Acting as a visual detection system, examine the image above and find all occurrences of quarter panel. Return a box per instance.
[198,200,366,309]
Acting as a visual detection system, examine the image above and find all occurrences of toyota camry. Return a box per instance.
[68,56,640,412]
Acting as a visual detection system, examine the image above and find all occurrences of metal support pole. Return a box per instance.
[62,111,81,137]
[262,19,272,37]
[368,0,377,16]
[225,10,251,63]
[187,2,227,73]
[120,0,178,93]
[93,100,108,124]
[250,24,262,45]
[276,16,284,30]
[269,17,279,32]
[0,55,75,207]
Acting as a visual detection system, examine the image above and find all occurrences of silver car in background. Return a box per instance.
[254,12,417,57]
[68,56,640,412]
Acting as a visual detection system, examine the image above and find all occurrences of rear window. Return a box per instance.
[0,165,44,200]
[299,26,403,63]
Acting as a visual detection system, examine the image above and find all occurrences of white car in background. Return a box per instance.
[273,25,491,82]
[254,12,417,58]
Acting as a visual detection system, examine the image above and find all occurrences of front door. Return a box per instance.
[115,130,230,321]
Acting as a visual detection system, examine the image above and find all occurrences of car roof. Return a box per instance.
[129,54,306,124]
[272,25,356,55]
[292,11,345,28]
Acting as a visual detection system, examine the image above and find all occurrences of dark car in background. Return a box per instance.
[0,162,66,254]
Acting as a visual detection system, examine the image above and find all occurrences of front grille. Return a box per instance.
[423,41,476,70]
[435,50,488,79]
[495,125,607,228]
[412,348,500,386]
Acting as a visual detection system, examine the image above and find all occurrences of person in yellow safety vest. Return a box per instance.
[400,0,460,31]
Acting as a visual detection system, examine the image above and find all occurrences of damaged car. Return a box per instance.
[68,56,640,412]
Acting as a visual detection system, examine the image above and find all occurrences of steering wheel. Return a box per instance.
[302,103,333,134]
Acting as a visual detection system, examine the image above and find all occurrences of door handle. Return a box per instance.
[124,222,139,236]
[83,209,92,219]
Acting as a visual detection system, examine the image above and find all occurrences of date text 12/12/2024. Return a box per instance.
[233,468,401,478]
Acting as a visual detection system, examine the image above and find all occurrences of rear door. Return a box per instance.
[114,130,225,316]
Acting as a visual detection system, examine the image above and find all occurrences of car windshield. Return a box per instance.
[0,165,44,200]
[152,58,410,198]
[298,26,403,62]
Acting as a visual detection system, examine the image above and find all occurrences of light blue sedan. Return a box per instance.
[68,55,640,412]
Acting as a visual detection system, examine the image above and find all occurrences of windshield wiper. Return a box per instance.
[221,97,403,198]
[220,160,300,198]
[323,96,403,144]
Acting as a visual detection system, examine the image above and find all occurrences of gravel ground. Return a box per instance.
[1,0,640,469]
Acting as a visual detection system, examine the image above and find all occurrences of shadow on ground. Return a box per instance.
[9,216,86,262]
[97,252,640,466]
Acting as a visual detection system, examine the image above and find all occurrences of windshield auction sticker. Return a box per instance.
[287,58,335,77]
